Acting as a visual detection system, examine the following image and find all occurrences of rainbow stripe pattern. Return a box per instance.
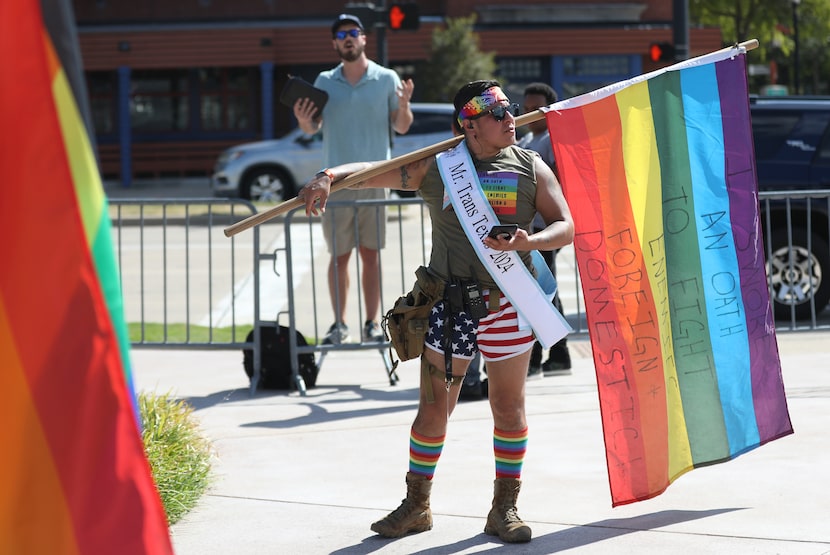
[409,430,445,478]
[493,427,528,479]
[0,0,173,551]
[546,49,793,506]
[457,85,509,126]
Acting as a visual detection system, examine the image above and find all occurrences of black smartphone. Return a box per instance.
[487,224,518,240]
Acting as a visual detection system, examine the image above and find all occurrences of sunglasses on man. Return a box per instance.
[334,29,362,40]
[471,103,520,122]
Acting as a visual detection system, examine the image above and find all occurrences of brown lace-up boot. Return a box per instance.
[370,472,433,538]
[484,477,532,543]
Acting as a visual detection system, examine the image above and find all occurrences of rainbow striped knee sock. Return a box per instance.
[494,427,528,479]
[409,429,445,479]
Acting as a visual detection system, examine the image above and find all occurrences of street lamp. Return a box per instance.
[792,0,801,95]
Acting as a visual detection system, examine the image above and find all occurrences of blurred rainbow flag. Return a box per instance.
[547,47,794,506]
[0,0,173,551]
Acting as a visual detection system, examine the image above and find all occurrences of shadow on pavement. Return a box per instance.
[182,383,421,428]
[328,508,745,555]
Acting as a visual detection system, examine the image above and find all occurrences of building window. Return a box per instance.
[130,70,189,132]
[557,55,637,98]
[562,56,631,78]
[87,71,115,134]
[497,57,548,104]
[499,58,544,81]
[198,68,255,131]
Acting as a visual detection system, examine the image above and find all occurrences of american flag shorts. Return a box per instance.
[424,290,536,363]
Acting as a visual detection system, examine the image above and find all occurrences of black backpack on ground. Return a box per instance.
[243,325,318,390]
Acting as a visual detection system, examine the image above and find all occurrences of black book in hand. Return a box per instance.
[279,76,329,117]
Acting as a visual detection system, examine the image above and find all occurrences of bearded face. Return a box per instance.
[333,27,365,62]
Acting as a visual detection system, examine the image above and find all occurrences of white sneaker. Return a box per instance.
[362,320,384,342]
[322,322,350,345]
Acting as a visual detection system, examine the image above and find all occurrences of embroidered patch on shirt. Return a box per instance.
[443,171,519,215]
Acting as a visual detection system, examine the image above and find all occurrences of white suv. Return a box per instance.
[211,103,454,202]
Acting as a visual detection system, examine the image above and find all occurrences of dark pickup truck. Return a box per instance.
[751,96,830,319]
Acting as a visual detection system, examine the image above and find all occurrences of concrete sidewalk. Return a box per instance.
[131,331,830,554]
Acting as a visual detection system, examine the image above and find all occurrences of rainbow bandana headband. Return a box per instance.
[457,86,509,126]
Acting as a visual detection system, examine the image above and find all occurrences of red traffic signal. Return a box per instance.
[649,42,675,62]
[388,3,420,30]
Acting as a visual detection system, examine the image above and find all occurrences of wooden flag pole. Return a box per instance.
[223,39,758,238]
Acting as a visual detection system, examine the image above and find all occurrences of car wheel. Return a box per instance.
[768,228,830,320]
[240,167,292,202]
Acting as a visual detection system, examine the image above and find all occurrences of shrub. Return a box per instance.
[139,392,213,525]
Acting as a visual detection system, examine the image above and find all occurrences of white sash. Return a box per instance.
[435,141,572,349]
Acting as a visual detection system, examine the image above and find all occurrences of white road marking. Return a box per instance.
[200,224,325,327]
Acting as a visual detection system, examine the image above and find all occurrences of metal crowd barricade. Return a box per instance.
[759,189,830,332]
[273,195,591,395]
[275,190,830,394]
[108,198,267,393]
[108,190,830,399]
[274,196,430,394]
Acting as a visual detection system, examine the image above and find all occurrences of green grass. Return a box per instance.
[109,203,248,220]
[139,392,213,525]
[127,322,322,345]
[128,322,253,343]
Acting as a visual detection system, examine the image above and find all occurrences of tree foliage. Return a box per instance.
[417,15,497,103]
[691,0,785,47]
[690,0,830,93]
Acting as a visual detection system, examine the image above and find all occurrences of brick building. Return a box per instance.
[73,1,722,184]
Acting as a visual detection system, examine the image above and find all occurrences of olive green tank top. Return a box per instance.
[419,144,539,289]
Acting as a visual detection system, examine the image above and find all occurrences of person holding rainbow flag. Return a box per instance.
[297,79,573,543]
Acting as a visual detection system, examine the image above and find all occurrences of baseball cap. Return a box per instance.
[331,13,364,35]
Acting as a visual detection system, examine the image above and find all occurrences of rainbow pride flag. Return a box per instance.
[0,0,173,551]
[546,48,793,506]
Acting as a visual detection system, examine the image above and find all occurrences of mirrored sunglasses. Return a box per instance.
[472,103,520,122]
[335,29,362,40]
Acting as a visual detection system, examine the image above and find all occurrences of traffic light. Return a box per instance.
[388,3,420,30]
[344,3,379,30]
[649,42,675,62]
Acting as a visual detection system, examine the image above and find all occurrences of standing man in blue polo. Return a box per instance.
[294,13,414,345]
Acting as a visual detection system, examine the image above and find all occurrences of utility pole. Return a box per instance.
[792,0,801,94]
[375,0,388,67]
[673,0,689,60]
[345,2,388,67]
[346,1,419,68]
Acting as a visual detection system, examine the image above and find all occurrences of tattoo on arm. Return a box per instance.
[400,166,411,189]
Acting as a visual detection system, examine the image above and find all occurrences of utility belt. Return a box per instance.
[444,278,489,321]
[382,266,445,364]
[382,266,501,399]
